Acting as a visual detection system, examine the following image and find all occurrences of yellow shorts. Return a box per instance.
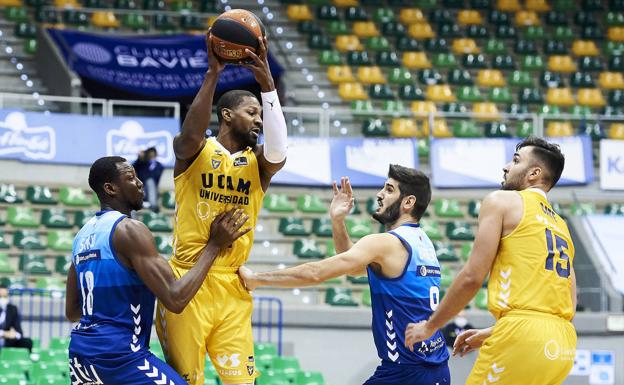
[155,262,258,385]
[466,310,577,385]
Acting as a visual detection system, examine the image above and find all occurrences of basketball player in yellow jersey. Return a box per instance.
[155,33,287,385]
[404,136,577,385]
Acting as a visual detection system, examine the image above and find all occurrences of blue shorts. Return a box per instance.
[69,351,187,385]
[363,362,451,385]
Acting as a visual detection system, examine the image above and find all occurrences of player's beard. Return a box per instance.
[372,197,402,226]
[501,168,528,191]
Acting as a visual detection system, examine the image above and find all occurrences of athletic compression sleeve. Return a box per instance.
[261,90,288,163]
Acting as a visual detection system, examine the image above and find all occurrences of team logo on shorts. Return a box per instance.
[247,356,255,376]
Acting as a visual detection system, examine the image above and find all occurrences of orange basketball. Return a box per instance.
[210,9,266,63]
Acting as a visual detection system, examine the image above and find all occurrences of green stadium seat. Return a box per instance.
[452,121,481,137]
[382,100,406,114]
[4,6,29,22]
[327,20,349,36]
[63,9,89,26]
[74,210,96,227]
[442,102,468,113]
[30,362,66,384]
[13,230,44,249]
[0,185,21,204]
[434,242,459,262]
[362,119,390,137]
[448,69,473,85]
[446,222,475,240]
[541,71,564,88]
[362,287,371,306]
[346,218,372,237]
[123,13,149,29]
[346,51,372,66]
[508,104,529,114]
[484,39,506,55]
[398,84,425,100]
[319,50,342,65]
[457,86,484,102]
[179,15,203,30]
[570,105,593,117]
[519,88,544,104]
[297,194,326,213]
[115,0,136,8]
[153,13,176,31]
[471,0,491,9]
[460,242,473,261]
[579,56,604,72]
[491,54,515,70]
[14,22,37,38]
[0,253,15,274]
[605,41,624,56]
[388,68,414,85]
[418,139,430,158]
[396,36,420,51]
[496,25,517,39]
[606,11,624,26]
[610,56,624,72]
[377,51,400,67]
[7,207,38,228]
[417,0,438,8]
[255,342,278,357]
[570,202,596,216]
[544,40,568,56]
[141,212,172,232]
[366,197,377,215]
[517,121,535,137]
[420,219,443,240]
[523,26,546,40]
[317,5,339,20]
[373,8,394,23]
[264,194,295,212]
[369,84,395,100]
[41,209,72,229]
[432,53,458,69]
[430,9,452,23]
[325,288,357,307]
[418,69,443,85]
[171,0,193,11]
[155,235,173,255]
[160,191,175,210]
[485,122,512,137]
[345,6,368,21]
[55,255,71,274]
[424,38,450,53]
[381,21,407,37]
[539,104,562,116]
[521,55,545,71]
[545,11,567,26]
[475,288,488,309]
[463,54,487,69]
[36,276,64,291]
[294,239,325,259]
[434,199,464,217]
[279,217,309,236]
[20,254,50,274]
[440,265,453,288]
[489,87,514,104]
[438,22,462,38]
[297,20,321,35]
[312,218,333,237]
[509,70,533,87]
[26,185,56,205]
[466,25,489,39]
[143,0,166,10]
[59,187,90,206]
[308,35,332,50]
[273,356,301,379]
[38,349,67,363]
[581,123,606,141]
[352,100,375,117]
[604,204,624,215]
[47,230,74,252]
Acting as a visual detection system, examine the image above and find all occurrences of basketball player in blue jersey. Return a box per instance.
[240,165,450,385]
[65,156,250,385]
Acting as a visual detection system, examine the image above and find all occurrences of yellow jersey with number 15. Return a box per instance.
[171,137,264,268]
[488,189,575,321]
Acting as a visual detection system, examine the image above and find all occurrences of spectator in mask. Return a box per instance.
[442,310,473,348]
[0,284,33,352]
[133,147,164,212]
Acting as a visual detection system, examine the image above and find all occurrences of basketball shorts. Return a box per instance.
[363,361,450,385]
[466,310,577,385]
[68,351,187,385]
[156,263,257,385]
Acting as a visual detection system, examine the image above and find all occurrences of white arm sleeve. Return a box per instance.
[261,90,288,163]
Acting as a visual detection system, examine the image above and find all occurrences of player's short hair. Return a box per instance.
[88,156,127,198]
[516,136,565,188]
[388,164,431,221]
[216,90,258,124]
[0,283,7,290]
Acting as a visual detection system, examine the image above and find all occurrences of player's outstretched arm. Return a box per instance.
[174,31,225,163]
[330,177,355,254]
[244,37,288,191]
[240,233,390,290]
[405,191,506,350]
[114,209,250,313]
[65,264,82,322]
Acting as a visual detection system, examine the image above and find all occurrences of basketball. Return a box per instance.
[210,9,266,63]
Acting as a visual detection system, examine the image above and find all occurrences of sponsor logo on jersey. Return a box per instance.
[234,156,248,167]
[201,173,252,195]
[211,158,221,169]
[75,250,101,264]
[417,265,441,277]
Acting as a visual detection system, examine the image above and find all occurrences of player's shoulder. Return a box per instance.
[114,217,151,239]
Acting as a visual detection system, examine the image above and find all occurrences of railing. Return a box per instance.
[8,289,283,354]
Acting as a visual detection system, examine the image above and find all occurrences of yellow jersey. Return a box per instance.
[488,189,575,321]
[171,137,264,268]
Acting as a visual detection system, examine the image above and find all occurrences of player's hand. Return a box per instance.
[238,265,259,291]
[206,29,226,74]
[242,36,275,92]
[3,328,17,340]
[208,208,251,249]
[329,177,354,222]
[452,327,492,357]
[404,320,435,352]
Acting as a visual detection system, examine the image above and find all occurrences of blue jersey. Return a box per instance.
[69,210,156,358]
[368,224,449,366]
